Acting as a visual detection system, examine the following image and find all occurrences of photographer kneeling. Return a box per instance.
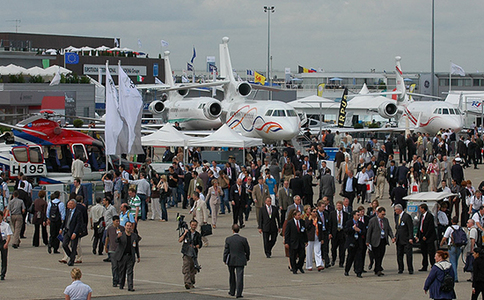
[179,219,203,289]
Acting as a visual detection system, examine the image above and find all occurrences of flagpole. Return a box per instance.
[105,60,109,171]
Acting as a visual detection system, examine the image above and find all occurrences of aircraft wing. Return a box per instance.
[137,80,230,91]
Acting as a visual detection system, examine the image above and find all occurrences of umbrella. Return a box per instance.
[329,77,343,81]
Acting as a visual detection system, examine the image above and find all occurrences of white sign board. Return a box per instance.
[83,64,147,76]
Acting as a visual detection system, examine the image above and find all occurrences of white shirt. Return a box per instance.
[356,172,369,185]
[437,211,449,226]
[64,280,92,300]
[0,220,13,240]
[472,211,484,227]
[351,143,362,154]
[210,166,221,178]
[443,224,460,245]
[90,203,104,223]
[469,226,478,242]
[471,196,483,209]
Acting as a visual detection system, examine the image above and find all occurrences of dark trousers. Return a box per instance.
[471,284,484,300]
[244,198,253,221]
[92,230,103,255]
[399,147,407,163]
[356,184,366,203]
[62,233,79,264]
[345,245,363,274]
[321,232,330,266]
[0,242,7,277]
[343,191,355,209]
[388,181,397,201]
[49,221,62,251]
[138,194,147,221]
[262,231,278,256]
[118,253,135,289]
[20,211,27,237]
[420,240,436,269]
[109,252,119,285]
[331,230,346,266]
[303,193,314,207]
[289,245,306,271]
[33,223,48,247]
[228,266,244,297]
[372,239,387,273]
[396,243,414,273]
[280,210,287,225]
[232,204,244,226]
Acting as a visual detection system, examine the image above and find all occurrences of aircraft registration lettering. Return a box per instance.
[11,163,45,176]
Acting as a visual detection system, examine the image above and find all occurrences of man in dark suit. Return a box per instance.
[284,210,308,274]
[395,162,409,188]
[396,133,406,163]
[334,147,345,169]
[393,204,414,274]
[451,158,464,185]
[366,207,394,276]
[302,169,316,206]
[61,200,82,266]
[258,197,281,258]
[329,200,349,267]
[230,179,247,228]
[289,171,304,201]
[113,221,140,291]
[417,203,436,271]
[344,210,366,278]
[391,181,408,208]
[224,224,250,298]
[75,195,88,262]
[73,178,88,206]
[387,160,398,200]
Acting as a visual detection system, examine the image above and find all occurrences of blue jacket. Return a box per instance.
[423,261,456,299]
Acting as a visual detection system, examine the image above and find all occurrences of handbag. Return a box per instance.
[201,224,212,237]
[464,252,474,273]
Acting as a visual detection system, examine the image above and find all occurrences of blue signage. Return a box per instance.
[153,63,159,77]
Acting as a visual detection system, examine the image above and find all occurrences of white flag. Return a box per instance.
[118,65,144,154]
[114,38,120,48]
[181,75,189,83]
[154,77,164,84]
[49,68,61,86]
[451,63,465,76]
[137,39,142,49]
[161,40,169,47]
[104,63,126,155]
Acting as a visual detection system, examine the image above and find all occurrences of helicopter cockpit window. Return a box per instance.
[12,147,28,163]
[29,147,42,163]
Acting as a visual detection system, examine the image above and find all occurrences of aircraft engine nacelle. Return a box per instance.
[202,100,223,120]
[377,101,398,119]
[148,100,165,114]
[178,88,189,97]
[237,82,252,97]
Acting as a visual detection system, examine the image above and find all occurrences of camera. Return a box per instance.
[176,213,188,236]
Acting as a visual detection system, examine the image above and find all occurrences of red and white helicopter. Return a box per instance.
[0,112,107,184]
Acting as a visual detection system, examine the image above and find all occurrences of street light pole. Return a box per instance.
[431,0,435,97]
[264,5,275,95]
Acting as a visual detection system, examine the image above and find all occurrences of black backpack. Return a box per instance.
[450,226,468,247]
[439,264,455,293]
[49,201,61,223]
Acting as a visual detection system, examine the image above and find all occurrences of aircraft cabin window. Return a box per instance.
[443,108,449,115]
[286,110,297,117]
[265,110,273,116]
[13,147,28,163]
[29,147,42,163]
[272,110,286,117]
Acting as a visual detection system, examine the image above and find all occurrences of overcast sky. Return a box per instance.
[3,0,484,74]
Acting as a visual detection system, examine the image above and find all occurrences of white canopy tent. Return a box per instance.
[141,123,192,147]
[0,64,27,75]
[45,65,71,75]
[403,191,457,201]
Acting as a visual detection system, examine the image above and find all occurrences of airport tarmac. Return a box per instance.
[1,165,481,300]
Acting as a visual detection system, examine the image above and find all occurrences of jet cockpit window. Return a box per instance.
[455,108,461,114]
[272,110,286,117]
[29,146,42,163]
[286,110,297,117]
[449,108,455,115]
[12,147,28,163]
[443,108,449,115]
[433,108,439,114]
[437,108,442,114]
[265,110,273,116]
[198,104,204,109]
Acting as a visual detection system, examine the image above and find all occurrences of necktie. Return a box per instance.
[338,211,341,226]
[398,214,402,225]
[285,188,288,196]
[296,220,300,232]
[238,185,241,195]
[379,219,384,230]
[267,205,272,217]
[260,184,263,193]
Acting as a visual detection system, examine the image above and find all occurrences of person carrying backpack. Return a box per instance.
[46,191,66,254]
[440,216,467,282]
[424,250,456,300]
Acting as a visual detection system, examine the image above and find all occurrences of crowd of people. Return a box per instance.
[2,127,484,299]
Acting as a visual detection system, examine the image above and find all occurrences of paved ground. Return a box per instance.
[1,164,481,300]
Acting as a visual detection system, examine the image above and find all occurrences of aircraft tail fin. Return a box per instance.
[219,37,239,101]
[394,56,407,103]
[164,51,175,88]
